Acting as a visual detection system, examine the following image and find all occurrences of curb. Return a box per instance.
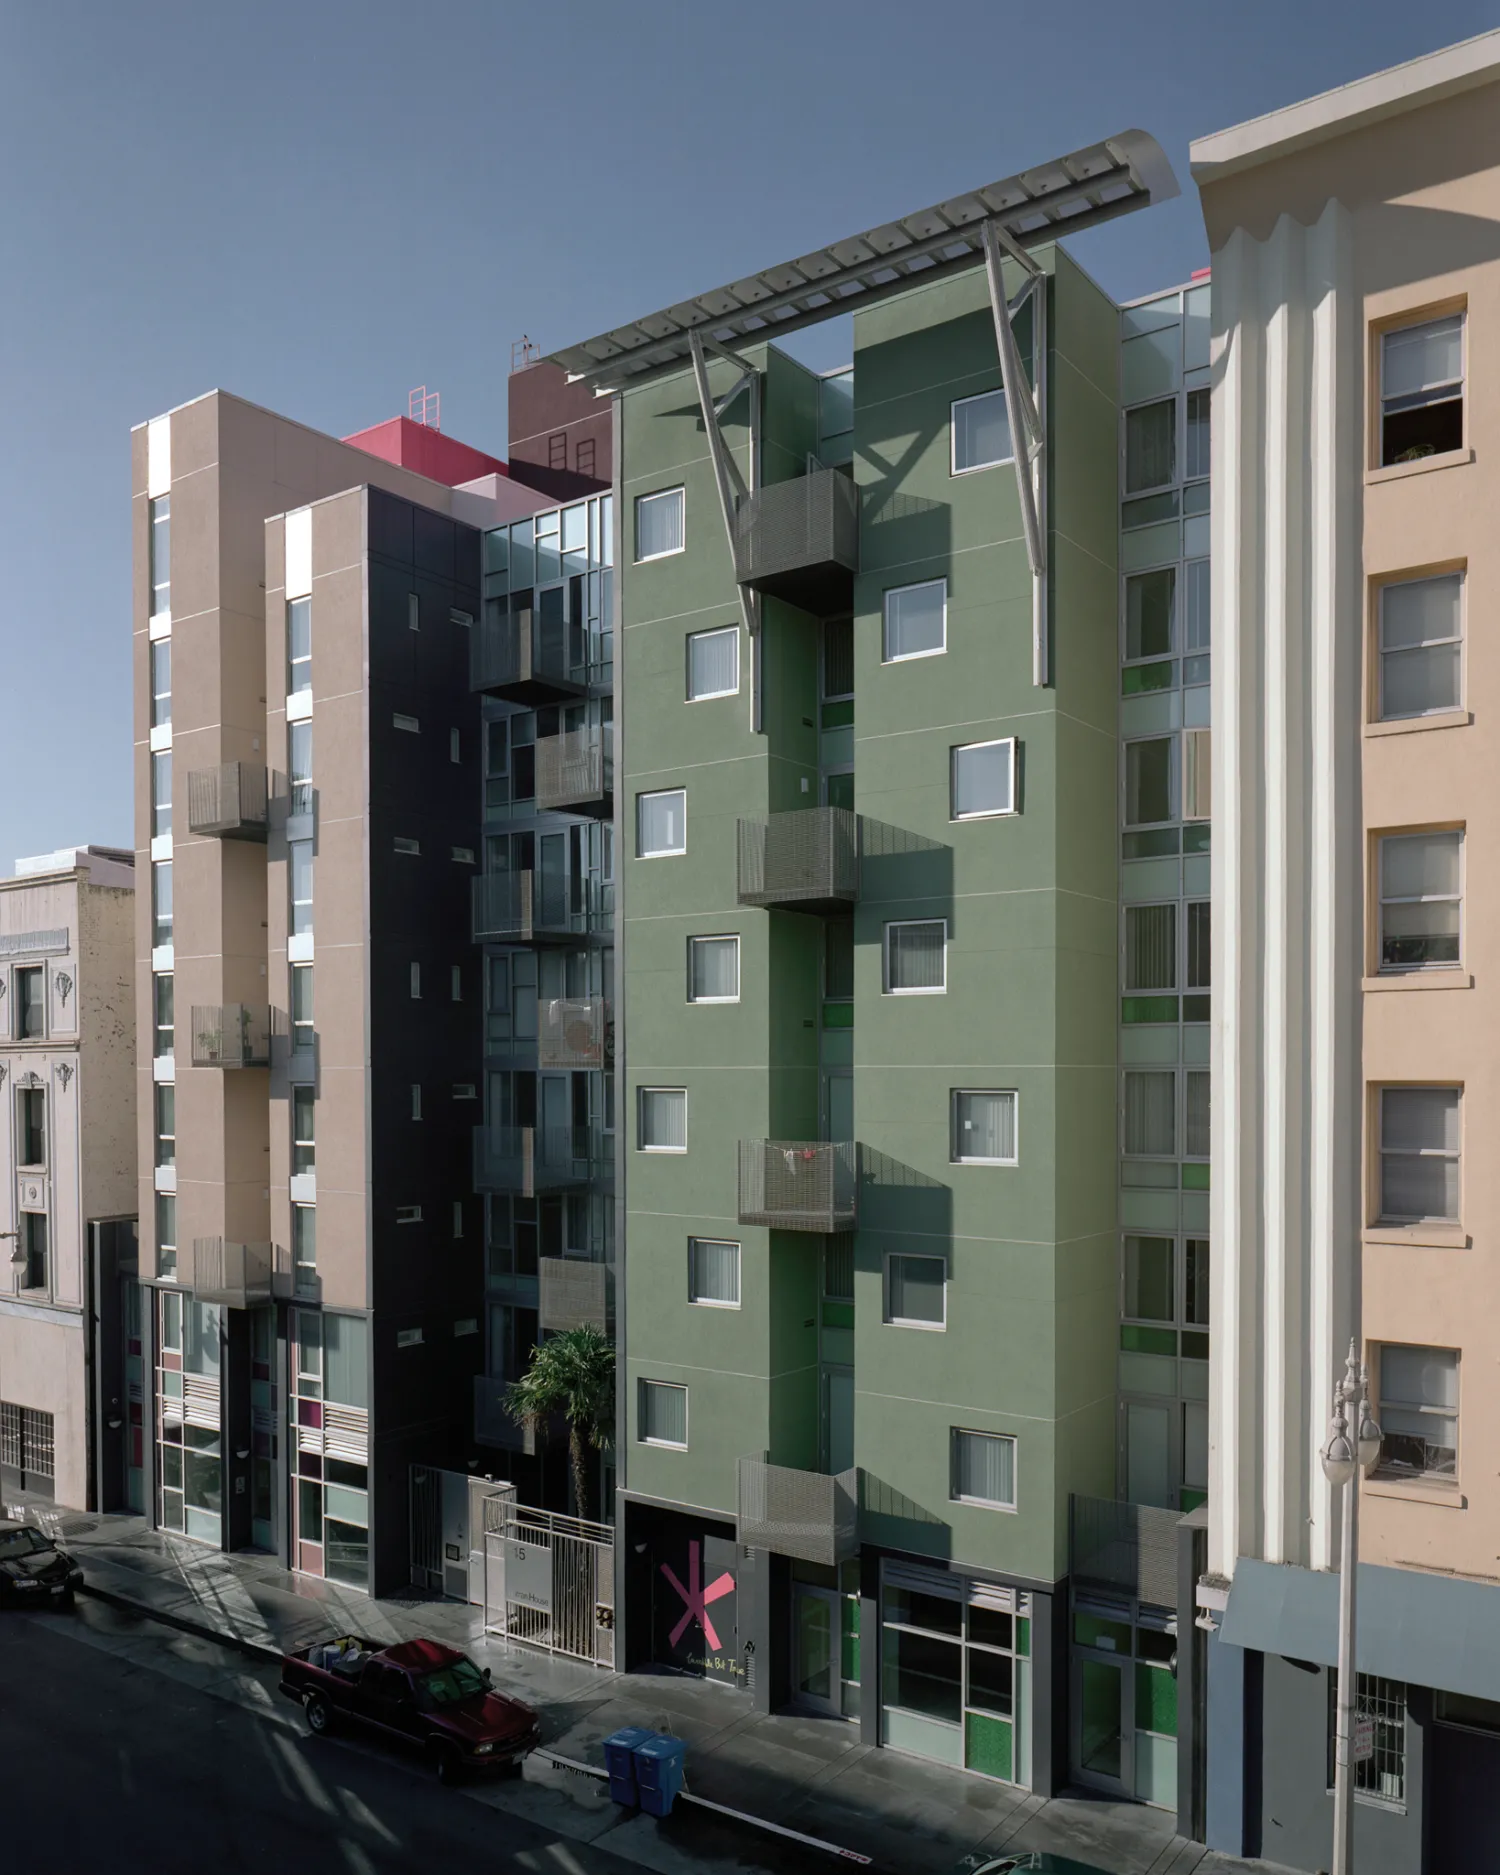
[78,1578,286,1667]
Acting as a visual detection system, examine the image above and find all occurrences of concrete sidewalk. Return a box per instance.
[6,1497,1274,1875]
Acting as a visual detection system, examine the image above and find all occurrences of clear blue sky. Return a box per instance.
[0,0,1490,872]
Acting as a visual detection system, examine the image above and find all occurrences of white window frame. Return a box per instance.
[636,788,687,858]
[638,1086,687,1154]
[688,1237,741,1309]
[638,1378,689,1449]
[882,578,947,664]
[950,388,1013,476]
[686,625,740,701]
[687,934,740,1004]
[950,1089,1019,1166]
[883,1252,947,1330]
[1377,1084,1461,1226]
[951,738,1018,821]
[1379,311,1465,457]
[1378,828,1464,974]
[1377,571,1464,722]
[635,486,685,563]
[950,1429,1018,1511]
[882,919,947,995]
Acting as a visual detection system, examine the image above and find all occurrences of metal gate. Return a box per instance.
[411,1467,510,1602]
[483,1494,615,1668]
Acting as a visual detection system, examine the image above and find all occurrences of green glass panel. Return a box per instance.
[1015,1616,1030,1658]
[1074,1612,1133,1653]
[821,1301,854,1330]
[1079,1658,1124,1778]
[1183,994,1211,1022]
[1180,1488,1207,1512]
[1122,490,1180,529]
[820,699,854,729]
[1121,1324,1177,1356]
[1183,823,1211,854]
[965,1710,1013,1781]
[1122,661,1176,695]
[822,1002,854,1029]
[1182,1163,1211,1190]
[1123,828,1180,860]
[1122,996,1178,1024]
[1182,1331,1210,1361]
[1136,1661,1179,1736]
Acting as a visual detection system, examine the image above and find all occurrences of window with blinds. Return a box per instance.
[688,935,740,1002]
[639,1379,688,1447]
[1124,1071,1176,1156]
[639,1087,687,1153]
[950,1429,1016,1509]
[688,1238,740,1308]
[1126,904,1176,991]
[886,1254,946,1327]
[951,1090,1018,1165]
[687,625,739,700]
[1378,1086,1460,1223]
[1378,573,1462,720]
[884,920,946,993]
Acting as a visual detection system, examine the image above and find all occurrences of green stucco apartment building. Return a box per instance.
[540,134,1207,1810]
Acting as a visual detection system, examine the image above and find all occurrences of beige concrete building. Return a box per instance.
[0,844,135,1511]
[1192,28,1500,1871]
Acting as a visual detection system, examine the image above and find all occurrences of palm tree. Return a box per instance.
[505,1326,615,1521]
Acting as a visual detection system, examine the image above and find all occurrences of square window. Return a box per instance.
[687,626,739,700]
[688,935,739,1003]
[1376,1344,1457,1481]
[1379,1086,1460,1224]
[1125,399,1176,494]
[688,1238,740,1308]
[1125,738,1175,826]
[951,739,1016,819]
[1379,830,1462,971]
[950,1429,1016,1509]
[636,487,684,561]
[951,389,1012,474]
[637,788,686,857]
[883,579,946,662]
[638,1087,687,1152]
[884,920,946,994]
[1124,1071,1175,1156]
[951,1090,1017,1165]
[639,1379,688,1447]
[885,1253,946,1328]
[1381,313,1463,467]
[1378,574,1462,720]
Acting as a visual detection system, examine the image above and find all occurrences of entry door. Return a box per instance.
[1072,1651,1131,1796]
[794,1586,841,1716]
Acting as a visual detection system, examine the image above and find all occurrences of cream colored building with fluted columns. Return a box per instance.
[1192,30,1500,1872]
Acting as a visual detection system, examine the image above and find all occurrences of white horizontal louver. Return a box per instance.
[182,1373,220,1430]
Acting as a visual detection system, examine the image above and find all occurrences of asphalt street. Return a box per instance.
[0,1604,838,1875]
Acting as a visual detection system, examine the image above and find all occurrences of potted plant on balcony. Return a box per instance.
[505,1325,615,1521]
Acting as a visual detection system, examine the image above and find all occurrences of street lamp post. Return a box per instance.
[1320,1338,1383,1875]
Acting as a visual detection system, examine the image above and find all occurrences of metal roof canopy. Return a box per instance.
[545,130,1177,393]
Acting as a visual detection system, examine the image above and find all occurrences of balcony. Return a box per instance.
[738,1140,857,1233]
[736,1457,859,1567]
[737,806,859,914]
[187,762,268,841]
[190,1004,272,1069]
[472,872,610,945]
[473,1375,538,1455]
[471,607,588,704]
[1070,1494,1183,1612]
[731,466,858,614]
[179,1239,273,1308]
[473,1124,608,1197]
[536,726,612,815]
[538,1257,612,1332]
[538,996,613,1070]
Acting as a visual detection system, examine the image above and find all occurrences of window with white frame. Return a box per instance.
[687,626,739,701]
[637,789,686,857]
[884,919,946,994]
[883,578,946,662]
[951,1090,1017,1165]
[1378,1086,1460,1224]
[885,1253,946,1328]
[287,597,311,693]
[688,1238,740,1308]
[1381,313,1463,467]
[638,1379,688,1447]
[1125,903,1176,991]
[150,639,171,728]
[951,738,1016,819]
[951,389,1012,474]
[1328,1672,1407,1804]
[1379,830,1462,971]
[152,860,173,948]
[687,935,739,1003]
[635,487,684,561]
[950,1429,1016,1509]
[151,750,172,838]
[1375,1344,1458,1480]
[1124,1071,1175,1156]
[638,1087,687,1152]
[1378,573,1462,720]
[149,494,171,616]
[289,840,313,936]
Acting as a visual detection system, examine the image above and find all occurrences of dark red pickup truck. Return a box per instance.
[279,1635,541,1783]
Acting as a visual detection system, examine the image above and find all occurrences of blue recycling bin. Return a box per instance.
[603,1726,654,1807]
[634,1734,688,1818]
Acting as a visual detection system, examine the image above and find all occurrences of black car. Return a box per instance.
[0,1520,83,1608]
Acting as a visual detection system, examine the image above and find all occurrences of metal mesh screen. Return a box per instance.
[538,997,612,1069]
[737,806,858,908]
[187,762,268,837]
[538,1257,611,1332]
[536,727,612,810]
[731,468,859,589]
[738,1139,857,1232]
[737,1457,859,1566]
[1070,1493,1182,1611]
[185,1239,273,1306]
[189,1004,272,1068]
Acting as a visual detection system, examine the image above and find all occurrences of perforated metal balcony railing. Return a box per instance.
[737,805,859,913]
[1070,1493,1183,1612]
[470,608,588,703]
[538,996,613,1070]
[190,1004,272,1069]
[472,1124,608,1197]
[731,466,859,614]
[738,1139,857,1232]
[471,872,610,945]
[538,1257,612,1333]
[179,1238,273,1308]
[737,1457,859,1567]
[535,726,612,813]
[187,763,268,840]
